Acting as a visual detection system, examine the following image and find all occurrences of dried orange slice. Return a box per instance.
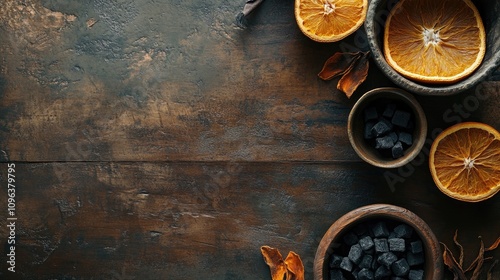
[429,122,500,202]
[384,0,486,84]
[294,0,368,42]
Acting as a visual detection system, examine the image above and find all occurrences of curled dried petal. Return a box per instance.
[318,52,362,80]
[261,246,287,280]
[454,229,464,268]
[337,51,370,98]
[441,242,467,280]
[486,237,500,251]
[284,251,304,280]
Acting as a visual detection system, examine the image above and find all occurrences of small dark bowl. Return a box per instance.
[348,87,427,168]
[313,204,443,280]
[365,0,500,96]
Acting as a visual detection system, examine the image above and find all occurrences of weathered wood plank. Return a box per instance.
[1,1,500,280]
[2,1,497,162]
[1,162,499,279]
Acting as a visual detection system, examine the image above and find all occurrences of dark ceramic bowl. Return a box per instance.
[313,204,443,280]
[365,0,500,96]
[348,87,427,168]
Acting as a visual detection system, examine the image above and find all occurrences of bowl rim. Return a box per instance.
[364,0,500,96]
[347,87,427,168]
[313,204,444,280]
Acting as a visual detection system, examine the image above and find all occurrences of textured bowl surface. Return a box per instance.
[313,204,443,280]
[348,87,427,168]
[365,0,500,96]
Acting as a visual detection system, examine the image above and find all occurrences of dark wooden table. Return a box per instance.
[1,1,499,279]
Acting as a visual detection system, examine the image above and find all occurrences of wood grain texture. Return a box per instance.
[0,0,499,279]
[1,162,500,279]
[0,0,356,162]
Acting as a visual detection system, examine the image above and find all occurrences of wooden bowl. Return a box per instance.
[313,204,443,280]
[365,0,500,96]
[347,87,427,168]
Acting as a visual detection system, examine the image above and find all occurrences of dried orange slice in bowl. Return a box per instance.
[383,0,486,84]
[429,122,500,202]
[294,0,368,42]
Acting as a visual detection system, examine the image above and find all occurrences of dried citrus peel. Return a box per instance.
[260,246,305,280]
[337,52,370,98]
[318,52,363,80]
[284,251,305,280]
[318,51,370,98]
[261,246,287,280]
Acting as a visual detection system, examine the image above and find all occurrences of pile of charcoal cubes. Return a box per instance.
[363,101,414,159]
[328,220,425,280]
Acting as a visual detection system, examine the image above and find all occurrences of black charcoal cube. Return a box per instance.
[389,238,406,252]
[389,132,398,143]
[340,257,354,272]
[371,119,393,137]
[348,244,364,264]
[392,110,412,128]
[359,236,375,251]
[374,238,389,253]
[391,259,410,276]
[330,254,344,268]
[410,241,423,254]
[358,268,374,280]
[372,222,390,238]
[330,269,346,280]
[359,254,374,269]
[393,224,414,238]
[398,131,413,146]
[388,231,397,239]
[383,103,397,118]
[377,252,398,267]
[391,141,404,159]
[406,252,425,266]
[343,232,359,246]
[364,106,379,122]
[409,269,424,280]
[374,265,391,280]
[364,121,376,139]
[375,136,395,149]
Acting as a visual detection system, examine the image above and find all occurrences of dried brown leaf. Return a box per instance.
[454,229,465,268]
[261,246,287,280]
[441,242,467,280]
[337,51,370,98]
[318,52,362,81]
[284,251,304,280]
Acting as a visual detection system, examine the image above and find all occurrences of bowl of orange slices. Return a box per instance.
[365,0,500,96]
